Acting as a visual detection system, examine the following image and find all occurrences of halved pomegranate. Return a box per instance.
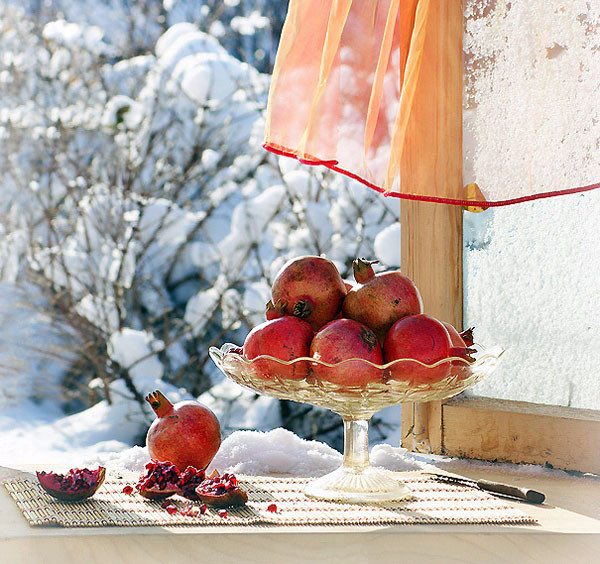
[136,460,180,500]
[194,472,248,508]
[36,467,106,501]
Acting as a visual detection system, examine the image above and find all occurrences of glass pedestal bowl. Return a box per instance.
[209,344,504,504]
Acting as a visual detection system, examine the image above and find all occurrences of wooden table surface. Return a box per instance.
[2,462,599,564]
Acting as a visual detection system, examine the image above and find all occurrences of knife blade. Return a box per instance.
[423,471,545,504]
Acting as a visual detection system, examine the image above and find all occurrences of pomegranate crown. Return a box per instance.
[459,327,475,347]
[145,390,174,416]
[265,299,286,320]
[352,258,378,284]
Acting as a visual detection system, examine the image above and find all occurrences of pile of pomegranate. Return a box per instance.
[242,256,476,387]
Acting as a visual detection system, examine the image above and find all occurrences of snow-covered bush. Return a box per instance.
[0,4,400,448]
[9,0,287,71]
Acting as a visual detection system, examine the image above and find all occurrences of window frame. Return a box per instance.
[397,2,600,475]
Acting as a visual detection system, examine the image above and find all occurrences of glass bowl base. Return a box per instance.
[303,466,411,504]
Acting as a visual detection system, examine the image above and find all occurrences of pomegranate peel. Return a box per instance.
[36,467,105,501]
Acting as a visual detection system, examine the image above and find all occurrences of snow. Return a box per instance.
[107,329,165,382]
[374,223,401,267]
[207,428,341,476]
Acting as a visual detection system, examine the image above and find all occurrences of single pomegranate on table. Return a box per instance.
[383,314,454,384]
[194,472,248,508]
[36,467,105,501]
[271,255,347,331]
[342,258,422,344]
[145,390,221,472]
[310,318,384,387]
[242,316,313,380]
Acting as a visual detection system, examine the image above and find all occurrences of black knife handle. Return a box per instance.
[476,479,545,504]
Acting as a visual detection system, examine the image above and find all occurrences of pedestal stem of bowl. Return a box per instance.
[342,419,371,471]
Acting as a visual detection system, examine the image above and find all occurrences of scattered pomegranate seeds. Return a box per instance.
[218,509,228,518]
[122,485,133,495]
[267,503,277,513]
[165,505,178,515]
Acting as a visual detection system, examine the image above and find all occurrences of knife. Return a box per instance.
[423,471,546,504]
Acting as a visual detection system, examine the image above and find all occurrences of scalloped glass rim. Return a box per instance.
[209,343,504,418]
[209,342,504,370]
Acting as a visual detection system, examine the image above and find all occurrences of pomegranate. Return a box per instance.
[146,390,221,472]
[242,316,313,380]
[383,314,453,384]
[310,318,384,387]
[271,255,347,331]
[36,467,105,501]
[342,258,422,343]
[194,472,248,508]
[136,459,180,500]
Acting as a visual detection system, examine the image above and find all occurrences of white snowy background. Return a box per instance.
[0,1,597,478]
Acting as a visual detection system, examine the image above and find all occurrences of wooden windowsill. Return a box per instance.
[442,396,600,474]
[2,462,599,563]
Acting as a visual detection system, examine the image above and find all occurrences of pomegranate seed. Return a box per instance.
[267,504,277,513]
[122,485,134,495]
[187,506,200,517]
[199,504,207,515]
[218,509,228,518]
[166,505,178,515]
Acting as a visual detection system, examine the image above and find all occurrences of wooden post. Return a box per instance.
[400,1,463,454]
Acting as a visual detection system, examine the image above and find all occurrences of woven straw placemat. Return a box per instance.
[4,475,537,528]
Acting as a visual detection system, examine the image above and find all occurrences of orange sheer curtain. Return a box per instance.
[264,0,600,207]
[264,0,454,200]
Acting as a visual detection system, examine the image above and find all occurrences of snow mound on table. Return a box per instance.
[208,428,342,477]
[370,444,427,471]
